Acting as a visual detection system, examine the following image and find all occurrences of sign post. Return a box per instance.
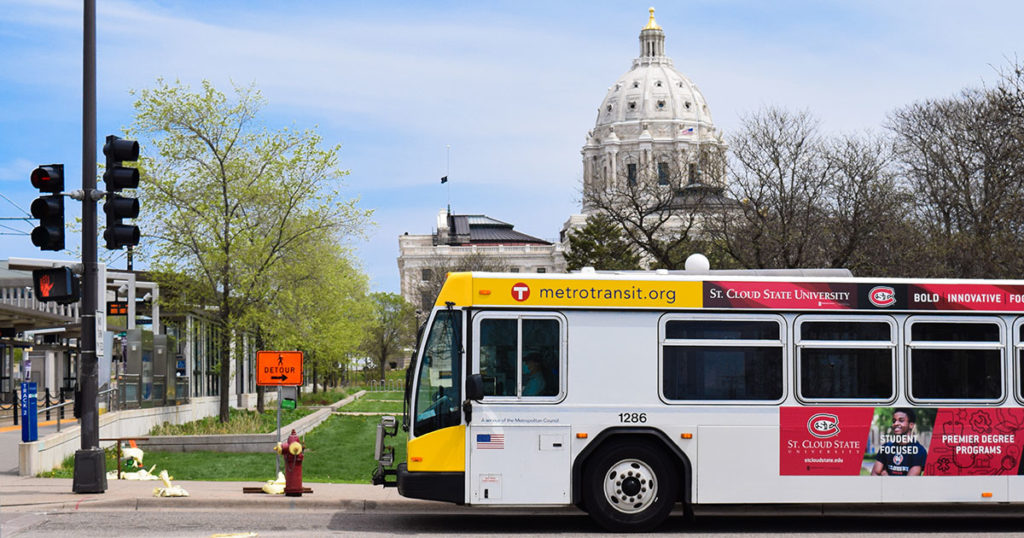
[256,351,303,475]
[21,382,37,443]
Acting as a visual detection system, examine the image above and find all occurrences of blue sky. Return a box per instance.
[1,0,1022,292]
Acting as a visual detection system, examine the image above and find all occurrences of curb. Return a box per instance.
[2,496,457,513]
[2,496,586,515]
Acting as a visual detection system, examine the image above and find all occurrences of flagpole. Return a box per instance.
[694,99,703,185]
[445,144,451,213]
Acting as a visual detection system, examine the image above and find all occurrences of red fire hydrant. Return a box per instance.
[282,429,304,497]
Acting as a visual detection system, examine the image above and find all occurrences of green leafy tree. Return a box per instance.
[564,214,642,271]
[130,79,372,422]
[252,237,371,397]
[360,292,416,382]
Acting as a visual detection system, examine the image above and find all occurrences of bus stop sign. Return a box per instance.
[257,351,303,386]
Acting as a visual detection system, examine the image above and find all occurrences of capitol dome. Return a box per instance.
[580,8,727,213]
[595,10,714,131]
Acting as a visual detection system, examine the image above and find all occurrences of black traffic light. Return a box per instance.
[32,266,80,304]
[30,164,65,251]
[102,135,140,250]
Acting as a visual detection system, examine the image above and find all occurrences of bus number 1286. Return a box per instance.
[618,412,647,423]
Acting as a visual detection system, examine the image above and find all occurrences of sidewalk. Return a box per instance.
[0,475,437,513]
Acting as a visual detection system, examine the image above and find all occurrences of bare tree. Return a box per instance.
[582,149,730,269]
[416,252,511,314]
[888,76,1024,278]
[713,108,834,269]
[821,133,914,275]
[708,107,914,275]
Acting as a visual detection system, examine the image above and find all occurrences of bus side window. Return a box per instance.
[661,318,783,401]
[477,315,562,400]
[480,319,517,397]
[523,318,560,397]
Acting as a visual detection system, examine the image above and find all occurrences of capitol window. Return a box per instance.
[658,162,669,185]
[657,100,665,109]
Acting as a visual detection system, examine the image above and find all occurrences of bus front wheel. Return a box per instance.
[582,441,677,532]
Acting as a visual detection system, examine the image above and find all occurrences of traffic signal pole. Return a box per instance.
[72,0,106,494]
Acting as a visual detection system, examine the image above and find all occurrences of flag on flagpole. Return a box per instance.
[441,175,448,184]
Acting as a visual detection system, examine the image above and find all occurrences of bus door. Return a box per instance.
[409,309,467,477]
[469,312,569,504]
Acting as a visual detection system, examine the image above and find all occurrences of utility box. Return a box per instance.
[153,334,170,403]
[141,330,153,403]
[124,329,143,407]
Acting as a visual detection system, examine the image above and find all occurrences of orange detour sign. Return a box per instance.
[257,351,303,386]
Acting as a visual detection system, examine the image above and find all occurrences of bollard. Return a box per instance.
[44,388,51,421]
[12,390,17,426]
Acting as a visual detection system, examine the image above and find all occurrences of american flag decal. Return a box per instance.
[476,433,505,449]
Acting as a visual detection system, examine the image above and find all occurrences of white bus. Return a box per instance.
[373,266,1024,531]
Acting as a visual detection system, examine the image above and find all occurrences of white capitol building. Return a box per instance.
[398,8,730,309]
[581,7,726,208]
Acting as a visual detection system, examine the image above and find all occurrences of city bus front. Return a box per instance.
[372,305,466,503]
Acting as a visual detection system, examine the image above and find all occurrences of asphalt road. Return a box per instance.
[8,508,1024,537]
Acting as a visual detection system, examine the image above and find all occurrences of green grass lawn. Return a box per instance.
[146,407,315,435]
[41,415,409,483]
[338,398,403,414]
[299,387,359,406]
[360,391,404,401]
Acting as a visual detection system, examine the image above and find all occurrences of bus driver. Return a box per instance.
[522,354,546,396]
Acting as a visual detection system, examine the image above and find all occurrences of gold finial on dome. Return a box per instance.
[643,7,661,30]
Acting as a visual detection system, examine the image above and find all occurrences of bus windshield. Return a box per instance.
[413,309,462,437]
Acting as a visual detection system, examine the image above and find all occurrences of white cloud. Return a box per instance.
[0,158,36,182]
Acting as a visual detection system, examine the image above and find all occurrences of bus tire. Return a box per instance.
[582,440,677,532]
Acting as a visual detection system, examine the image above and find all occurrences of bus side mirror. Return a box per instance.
[466,374,484,401]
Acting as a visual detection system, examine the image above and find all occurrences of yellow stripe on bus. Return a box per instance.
[407,425,466,472]
[437,274,702,309]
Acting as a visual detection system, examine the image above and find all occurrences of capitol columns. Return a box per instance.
[602,128,620,189]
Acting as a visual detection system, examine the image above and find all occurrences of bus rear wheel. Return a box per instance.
[583,441,677,532]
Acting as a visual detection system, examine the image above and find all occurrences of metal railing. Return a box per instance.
[0,285,81,319]
[4,386,119,432]
[4,374,195,427]
[366,379,405,392]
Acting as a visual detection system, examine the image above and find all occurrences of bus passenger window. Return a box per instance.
[523,318,559,397]
[477,315,562,399]
[662,318,783,401]
[797,319,894,401]
[908,319,1002,401]
[480,319,517,397]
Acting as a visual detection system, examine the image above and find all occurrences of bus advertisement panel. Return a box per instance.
[706,281,1024,312]
[782,407,1024,476]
